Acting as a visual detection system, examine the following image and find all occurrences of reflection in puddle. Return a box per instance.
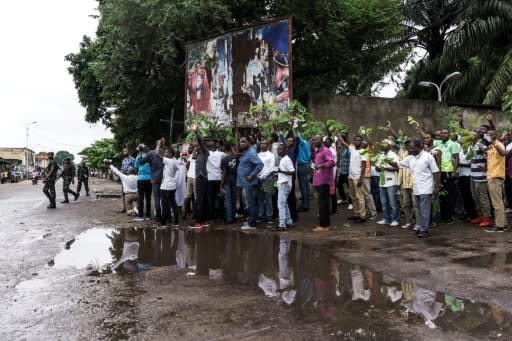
[451,252,512,268]
[60,227,512,339]
[54,228,115,269]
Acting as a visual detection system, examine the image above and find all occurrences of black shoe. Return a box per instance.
[86,193,90,197]
[286,223,294,229]
[354,218,366,224]
[348,215,359,221]
[47,204,56,209]
[118,209,126,214]
[61,200,69,204]
[417,231,429,238]
[74,194,79,201]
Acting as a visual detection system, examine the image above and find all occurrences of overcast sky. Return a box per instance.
[0,0,110,161]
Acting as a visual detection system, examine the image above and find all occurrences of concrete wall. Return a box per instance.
[305,93,505,141]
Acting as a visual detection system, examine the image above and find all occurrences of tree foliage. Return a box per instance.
[399,0,512,105]
[54,151,75,165]
[66,0,410,147]
[78,138,121,171]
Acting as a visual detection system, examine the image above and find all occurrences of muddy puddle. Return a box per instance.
[56,227,512,339]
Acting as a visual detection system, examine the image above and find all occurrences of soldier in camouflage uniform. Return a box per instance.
[60,157,79,203]
[42,152,59,209]
[76,161,90,196]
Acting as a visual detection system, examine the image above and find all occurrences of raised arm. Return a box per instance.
[155,138,165,159]
[485,111,496,130]
[386,120,399,139]
[109,164,127,180]
[457,113,464,129]
[336,133,350,148]
[415,123,428,139]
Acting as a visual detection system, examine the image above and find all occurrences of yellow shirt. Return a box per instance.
[397,149,413,189]
[487,141,506,180]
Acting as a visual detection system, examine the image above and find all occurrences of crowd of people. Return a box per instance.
[97,111,511,239]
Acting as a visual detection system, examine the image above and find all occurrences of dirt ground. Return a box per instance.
[1,178,512,340]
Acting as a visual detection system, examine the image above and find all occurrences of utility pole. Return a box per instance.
[25,121,37,178]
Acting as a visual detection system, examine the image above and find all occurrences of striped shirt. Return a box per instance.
[340,148,350,175]
[471,147,487,182]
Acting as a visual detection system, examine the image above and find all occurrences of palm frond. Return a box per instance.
[484,48,512,104]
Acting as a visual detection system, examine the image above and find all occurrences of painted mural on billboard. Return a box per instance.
[186,18,291,126]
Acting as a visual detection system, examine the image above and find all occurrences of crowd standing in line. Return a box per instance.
[40,112,512,237]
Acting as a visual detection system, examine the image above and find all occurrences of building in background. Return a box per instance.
[0,148,35,168]
[35,152,49,169]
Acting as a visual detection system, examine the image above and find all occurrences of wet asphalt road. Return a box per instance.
[0,180,114,340]
[3,179,512,340]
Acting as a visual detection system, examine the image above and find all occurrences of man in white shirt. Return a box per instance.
[397,139,440,238]
[109,163,138,216]
[156,138,180,227]
[376,140,400,226]
[257,139,276,224]
[339,135,367,223]
[206,140,225,222]
[276,144,295,231]
[184,145,196,219]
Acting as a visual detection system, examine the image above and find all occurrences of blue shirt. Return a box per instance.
[139,148,164,183]
[279,132,298,164]
[295,132,311,165]
[134,155,151,181]
[121,156,135,174]
[236,147,263,188]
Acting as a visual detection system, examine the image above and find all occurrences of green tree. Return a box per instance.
[54,151,75,165]
[79,138,121,171]
[397,0,466,100]
[67,0,409,147]
[399,0,512,105]
[439,0,512,105]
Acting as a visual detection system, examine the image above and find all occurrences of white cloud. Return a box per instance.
[0,0,111,160]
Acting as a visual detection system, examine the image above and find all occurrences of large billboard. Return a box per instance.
[186,17,292,127]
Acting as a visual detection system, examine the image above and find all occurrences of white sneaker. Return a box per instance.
[377,219,388,225]
[348,204,353,210]
[390,221,399,227]
[241,224,256,230]
[413,225,419,231]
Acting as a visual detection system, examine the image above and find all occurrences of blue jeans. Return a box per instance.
[258,177,273,221]
[415,194,432,232]
[152,182,162,222]
[278,183,292,227]
[379,185,399,222]
[242,184,258,227]
[297,164,311,209]
[223,178,236,222]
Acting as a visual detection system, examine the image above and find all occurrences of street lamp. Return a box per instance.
[25,121,37,177]
[418,71,461,101]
